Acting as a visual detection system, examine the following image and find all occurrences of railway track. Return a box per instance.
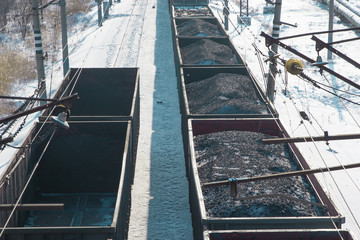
[113,0,149,67]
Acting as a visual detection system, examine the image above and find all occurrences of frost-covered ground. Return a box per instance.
[210,0,360,237]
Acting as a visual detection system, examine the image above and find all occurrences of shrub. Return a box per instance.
[67,0,94,15]
[0,43,36,115]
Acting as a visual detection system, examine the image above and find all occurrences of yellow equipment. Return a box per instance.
[285,59,303,75]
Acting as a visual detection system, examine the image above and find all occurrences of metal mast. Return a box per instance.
[32,0,47,102]
[60,0,69,76]
[266,0,282,101]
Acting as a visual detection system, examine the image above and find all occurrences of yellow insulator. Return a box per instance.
[285,59,303,75]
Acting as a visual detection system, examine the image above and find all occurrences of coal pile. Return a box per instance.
[194,130,326,218]
[181,39,238,65]
[177,19,222,36]
[175,7,212,17]
[186,73,268,114]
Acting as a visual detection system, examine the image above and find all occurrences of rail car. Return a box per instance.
[204,229,356,240]
[170,3,354,240]
[0,68,139,240]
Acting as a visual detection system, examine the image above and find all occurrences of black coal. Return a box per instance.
[186,73,268,114]
[177,19,223,37]
[181,39,238,65]
[174,7,212,17]
[194,130,326,218]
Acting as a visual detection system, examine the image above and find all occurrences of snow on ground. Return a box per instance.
[126,0,193,239]
[209,0,360,238]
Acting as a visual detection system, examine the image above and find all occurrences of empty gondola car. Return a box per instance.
[0,68,139,240]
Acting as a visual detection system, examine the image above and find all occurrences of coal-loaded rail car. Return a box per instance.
[204,229,356,240]
[188,118,344,239]
[0,68,139,240]
[171,4,278,174]
[169,2,353,240]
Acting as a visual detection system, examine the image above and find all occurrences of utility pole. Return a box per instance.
[40,0,44,19]
[96,0,103,27]
[266,0,282,102]
[32,0,47,102]
[60,0,69,76]
[328,0,334,61]
[224,0,229,30]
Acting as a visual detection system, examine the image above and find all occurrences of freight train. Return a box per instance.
[170,1,355,239]
[0,0,356,239]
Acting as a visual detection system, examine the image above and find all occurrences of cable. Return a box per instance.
[0,128,55,239]
[298,72,360,106]
[275,64,360,233]
[322,73,360,128]
[210,1,358,236]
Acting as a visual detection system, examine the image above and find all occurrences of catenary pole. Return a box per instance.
[224,0,229,30]
[60,0,69,76]
[32,0,47,103]
[97,0,103,27]
[328,0,334,60]
[266,0,282,102]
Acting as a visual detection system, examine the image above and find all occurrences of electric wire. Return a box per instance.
[0,1,135,235]
[223,1,360,235]
[293,100,360,232]
[0,0,136,192]
[322,73,360,128]
[211,1,359,236]
[303,76,360,98]
[276,61,360,233]
[112,1,140,66]
[0,0,94,195]
[214,2,344,227]
[320,74,360,192]
[278,85,352,236]
[0,128,56,239]
[297,73,360,106]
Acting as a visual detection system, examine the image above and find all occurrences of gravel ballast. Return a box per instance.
[186,73,268,114]
[194,130,326,218]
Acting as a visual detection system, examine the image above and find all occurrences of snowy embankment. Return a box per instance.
[210,0,360,238]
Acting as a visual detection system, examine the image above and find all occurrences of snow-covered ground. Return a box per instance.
[210,0,360,238]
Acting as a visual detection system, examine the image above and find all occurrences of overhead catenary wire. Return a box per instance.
[277,82,359,234]
[0,0,126,191]
[227,1,360,232]
[275,64,360,232]
[1,0,93,149]
[0,128,56,239]
[1,0,104,158]
[214,0,325,198]
[0,0,141,235]
[211,0,360,236]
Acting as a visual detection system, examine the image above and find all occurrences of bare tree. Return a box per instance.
[13,0,32,40]
[0,0,13,33]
